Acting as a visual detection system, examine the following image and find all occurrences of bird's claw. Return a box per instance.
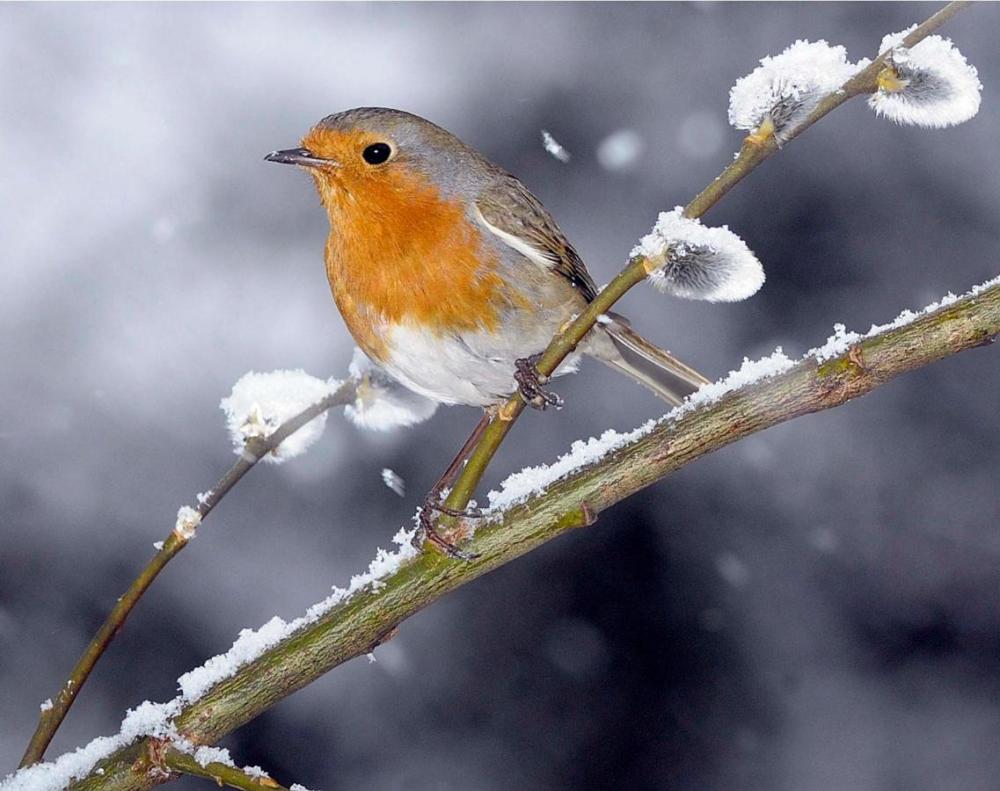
[514,355,562,410]
[415,494,482,561]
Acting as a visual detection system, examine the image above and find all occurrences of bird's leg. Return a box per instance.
[515,353,563,410]
[417,411,492,559]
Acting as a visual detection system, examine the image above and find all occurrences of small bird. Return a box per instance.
[267,107,707,411]
[266,108,708,552]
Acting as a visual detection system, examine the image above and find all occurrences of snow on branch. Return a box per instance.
[177,525,417,703]
[728,40,862,143]
[172,506,201,541]
[869,28,982,128]
[3,524,420,791]
[154,744,288,791]
[485,276,999,511]
[809,274,999,361]
[632,208,765,302]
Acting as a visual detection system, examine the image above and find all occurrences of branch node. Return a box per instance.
[640,253,664,275]
[497,401,519,422]
[847,344,869,375]
[143,739,173,781]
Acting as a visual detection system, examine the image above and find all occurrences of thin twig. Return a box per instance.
[18,380,358,768]
[151,745,287,791]
[436,0,973,540]
[64,280,1000,791]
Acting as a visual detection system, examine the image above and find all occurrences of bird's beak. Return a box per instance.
[264,148,338,169]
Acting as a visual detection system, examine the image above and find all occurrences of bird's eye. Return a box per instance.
[362,142,392,165]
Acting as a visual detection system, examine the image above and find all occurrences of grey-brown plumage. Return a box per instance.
[471,157,708,405]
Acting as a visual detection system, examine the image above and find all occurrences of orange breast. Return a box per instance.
[320,167,508,362]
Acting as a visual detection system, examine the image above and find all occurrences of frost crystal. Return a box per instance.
[191,746,234,768]
[381,468,406,497]
[868,29,982,128]
[40,698,53,712]
[632,208,765,302]
[220,370,340,463]
[173,506,201,541]
[729,40,858,142]
[541,130,571,163]
[344,348,438,431]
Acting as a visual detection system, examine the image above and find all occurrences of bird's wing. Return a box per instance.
[474,174,599,303]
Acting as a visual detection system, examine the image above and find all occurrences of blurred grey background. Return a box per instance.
[2,3,999,790]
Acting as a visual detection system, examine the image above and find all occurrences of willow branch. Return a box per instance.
[18,381,359,769]
[62,279,1000,791]
[150,746,286,791]
[438,0,973,527]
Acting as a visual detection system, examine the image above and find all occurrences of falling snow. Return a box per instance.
[541,129,571,162]
[381,468,406,497]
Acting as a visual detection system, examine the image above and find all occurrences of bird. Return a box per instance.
[266,107,708,552]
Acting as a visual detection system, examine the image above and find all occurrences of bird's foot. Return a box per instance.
[514,354,562,410]
[415,493,482,560]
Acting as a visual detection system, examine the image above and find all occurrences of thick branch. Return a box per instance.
[67,280,999,791]
[18,381,358,768]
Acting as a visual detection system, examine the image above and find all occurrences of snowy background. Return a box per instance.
[3,3,999,789]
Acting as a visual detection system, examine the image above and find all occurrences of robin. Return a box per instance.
[266,107,708,550]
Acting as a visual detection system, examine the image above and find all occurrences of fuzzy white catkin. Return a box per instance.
[219,370,340,463]
[728,40,859,140]
[632,208,765,303]
[344,348,438,431]
[868,29,982,128]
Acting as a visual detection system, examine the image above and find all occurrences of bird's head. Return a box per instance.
[266,107,488,218]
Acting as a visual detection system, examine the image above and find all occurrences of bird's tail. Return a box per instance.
[597,316,710,406]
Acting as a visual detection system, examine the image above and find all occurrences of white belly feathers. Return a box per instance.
[381,321,580,408]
